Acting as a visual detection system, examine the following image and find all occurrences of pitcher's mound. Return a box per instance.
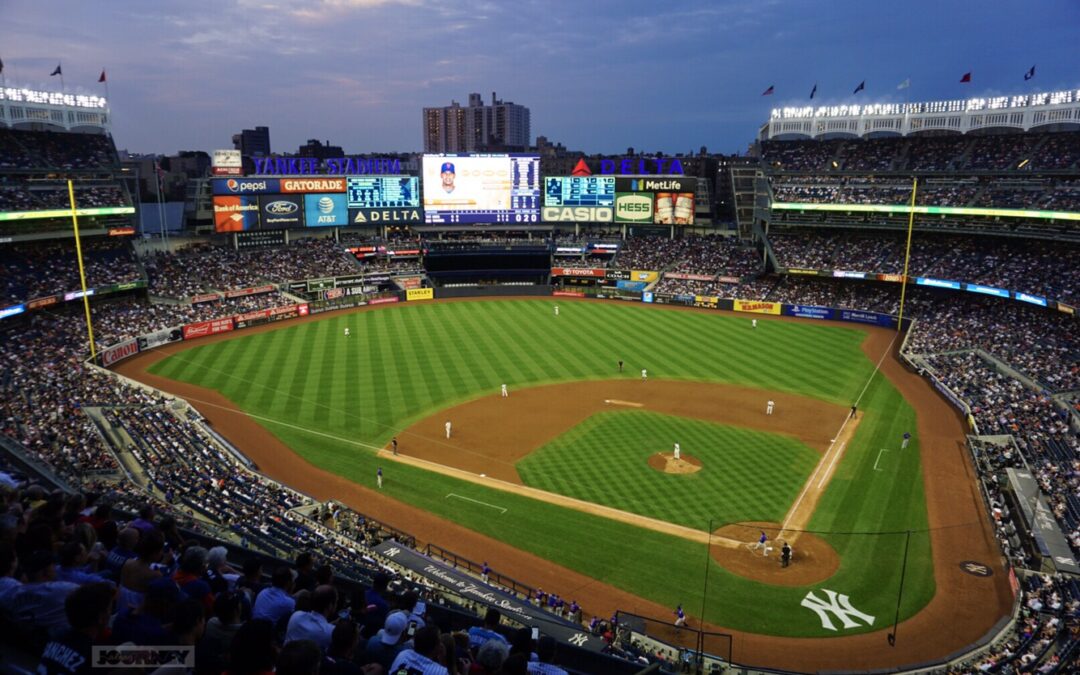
[648,453,702,474]
[710,522,839,586]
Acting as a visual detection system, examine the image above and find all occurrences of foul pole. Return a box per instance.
[68,179,97,361]
[896,177,918,332]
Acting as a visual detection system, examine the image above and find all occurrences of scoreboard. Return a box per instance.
[347,176,419,209]
[422,154,541,224]
[544,176,615,207]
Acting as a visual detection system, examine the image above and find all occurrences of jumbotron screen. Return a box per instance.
[422,154,540,224]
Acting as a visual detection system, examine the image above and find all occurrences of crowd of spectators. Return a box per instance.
[144,238,360,299]
[0,129,119,170]
[0,238,142,305]
[0,182,129,213]
[615,234,761,276]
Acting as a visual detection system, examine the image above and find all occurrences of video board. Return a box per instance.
[542,176,615,222]
[347,176,419,209]
[613,176,697,225]
[422,154,540,224]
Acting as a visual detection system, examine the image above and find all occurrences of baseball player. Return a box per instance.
[766,399,774,415]
[641,368,648,382]
[445,421,452,439]
[752,319,757,329]
[674,605,686,628]
[481,562,490,583]
[554,305,559,316]
[376,467,383,489]
[618,360,624,373]
[501,383,508,398]
[673,442,681,461]
[344,327,350,337]
[753,531,768,553]
[901,432,911,450]
[391,437,398,456]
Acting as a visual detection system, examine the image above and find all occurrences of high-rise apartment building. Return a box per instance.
[423,92,530,153]
[231,126,271,156]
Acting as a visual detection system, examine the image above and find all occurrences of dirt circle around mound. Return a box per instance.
[711,522,840,587]
[647,452,703,474]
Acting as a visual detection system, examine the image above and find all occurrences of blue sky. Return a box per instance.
[4,0,1078,155]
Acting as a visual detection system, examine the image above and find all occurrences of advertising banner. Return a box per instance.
[877,273,905,283]
[0,304,26,320]
[541,206,613,222]
[1056,302,1075,315]
[832,270,867,279]
[213,196,259,232]
[225,285,275,299]
[236,230,287,249]
[348,208,422,224]
[916,277,961,290]
[182,318,234,340]
[551,267,605,277]
[63,289,94,301]
[324,288,344,300]
[334,275,367,288]
[258,195,304,229]
[733,299,782,315]
[642,291,654,303]
[369,296,400,305]
[543,176,615,222]
[406,288,434,301]
[717,276,741,284]
[553,290,585,297]
[307,278,335,293]
[605,269,631,281]
[615,177,697,193]
[101,339,139,366]
[212,178,281,195]
[665,272,714,282]
[653,192,695,225]
[964,283,1010,298]
[399,277,422,290]
[280,177,346,193]
[694,295,719,308]
[616,281,647,292]
[304,193,349,227]
[27,295,59,310]
[137,326,182,350]
[191,293,221,304]
[109,226,136,236]
[784,304,835,320]
[212,149,243,176]
[837,309,896,327]
[614,193,653,223]
[630,270,659,284]
[1014,292,1047,307]
[234,309,269,327]
[787,268,819,276]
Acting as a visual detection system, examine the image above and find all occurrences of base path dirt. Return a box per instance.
[648,453,702,474]
[113,297,1015,672]
[711,522,839,587]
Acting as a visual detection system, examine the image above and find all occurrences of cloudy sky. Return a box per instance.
[4,0,1078,156]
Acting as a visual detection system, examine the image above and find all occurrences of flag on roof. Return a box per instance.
[761,85,774,96]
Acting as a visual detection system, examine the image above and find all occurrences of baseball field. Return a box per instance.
[118,298,1014,670]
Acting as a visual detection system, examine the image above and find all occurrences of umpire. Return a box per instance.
[781,542,792,568]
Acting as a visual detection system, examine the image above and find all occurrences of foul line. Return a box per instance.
[873,448,890,472]
[446,493,507,514]
[779,331,899,537]
[817,442,846,489]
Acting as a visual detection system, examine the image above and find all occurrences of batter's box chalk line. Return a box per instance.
[446,493,507,514]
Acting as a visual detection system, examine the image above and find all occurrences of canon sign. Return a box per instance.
[542,206,613,223]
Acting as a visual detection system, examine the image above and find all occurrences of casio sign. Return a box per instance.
[542,207,613,222]
[265,201,298,215]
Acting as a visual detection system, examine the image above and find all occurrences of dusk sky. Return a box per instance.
[5,1,1079,156]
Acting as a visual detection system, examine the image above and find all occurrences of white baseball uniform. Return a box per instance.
[673,443,681,461]
[344,327,350,337]
[554,305,559,316]
[766,400,774,415]
[642,369,648,382]
[752,319,757,329]
[445,421,452,439]
[501,384,508,397]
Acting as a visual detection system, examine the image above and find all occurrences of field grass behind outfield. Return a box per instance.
[518,410,820,529]
[148,299,934,637]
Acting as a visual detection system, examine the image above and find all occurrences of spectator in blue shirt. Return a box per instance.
[468,608,509,651]
[252,566,295,628]
[285,584,338,651]
[56,542,115,589]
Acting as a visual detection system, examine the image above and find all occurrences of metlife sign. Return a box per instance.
[615,176,697,193]
[304,193,349,227]
[213,178,280,195]
[614,193,653,223]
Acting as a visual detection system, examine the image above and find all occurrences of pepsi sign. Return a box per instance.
[213,178,281,195]
[258,195,304,229]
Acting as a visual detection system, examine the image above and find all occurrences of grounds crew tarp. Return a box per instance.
[373,540,603,652]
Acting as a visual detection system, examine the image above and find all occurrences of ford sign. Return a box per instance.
[266,201,298,215]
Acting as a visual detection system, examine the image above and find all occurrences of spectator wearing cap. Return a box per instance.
[527,635,568,674]
[285,584,338,651]
[364,610,408,672]
[197,590,245,675]
[389,625,449,675]
[252,565,295,627]
[37,582,113,675]
[0,549,79,633]
[112,576,181,645]
[468,608,508,651]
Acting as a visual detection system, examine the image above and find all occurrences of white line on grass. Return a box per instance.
[873,448,890,471]
[779,331,899,538]
[446,493,507,513]
[817,442,846,488]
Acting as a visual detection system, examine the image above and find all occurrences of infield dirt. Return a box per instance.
[114,298,1014,672]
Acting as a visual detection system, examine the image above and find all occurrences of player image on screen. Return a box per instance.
[422,153,540,224]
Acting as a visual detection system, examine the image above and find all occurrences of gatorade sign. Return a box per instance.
[614,193,653,223]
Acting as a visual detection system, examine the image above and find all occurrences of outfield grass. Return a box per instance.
[517,410,820,529]
[148,299,934,637]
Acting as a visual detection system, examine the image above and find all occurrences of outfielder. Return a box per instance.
[554,305,559,316]
[901,432,911,449]
[752,319,757,329]
[673,442,681,461]
[641,368,648,382]
[376,467,383,489]
[766,399,775,415]
[344,327,350,337]
[445,421,452,439]
[501,384,508,398]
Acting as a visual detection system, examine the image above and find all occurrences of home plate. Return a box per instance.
[604,399,644,408]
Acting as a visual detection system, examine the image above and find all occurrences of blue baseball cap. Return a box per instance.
[440,162,455,173]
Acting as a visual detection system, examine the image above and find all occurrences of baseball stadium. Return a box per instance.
[1,82,1078,675]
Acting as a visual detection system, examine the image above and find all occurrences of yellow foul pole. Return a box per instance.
[896,177,918,332]
[68,179,97,360]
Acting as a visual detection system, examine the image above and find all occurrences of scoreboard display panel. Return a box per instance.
[347,176,419,209]
[423,154,540,224]
[544,176,615,207]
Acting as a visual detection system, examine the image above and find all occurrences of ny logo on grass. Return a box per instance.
[800,589,875,631]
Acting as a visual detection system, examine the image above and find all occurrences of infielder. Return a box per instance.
[901,432,911,449]
[752,319,757,329]
[673,442,681,461]
[376,467,383,489]
[766,399,775,415]
[641,368,648,382]
[391,437,398,456]
[501,384,508,398]
[344,327,350,337]
[445,421,452,439]
[554,305,559,316]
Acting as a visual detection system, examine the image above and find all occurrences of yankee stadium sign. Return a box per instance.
[252,156,404,176]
